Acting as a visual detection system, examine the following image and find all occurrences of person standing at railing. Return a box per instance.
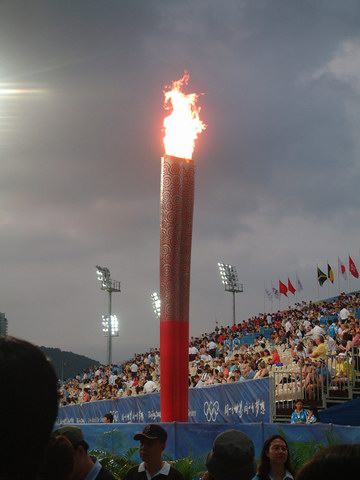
[290,399,307,424]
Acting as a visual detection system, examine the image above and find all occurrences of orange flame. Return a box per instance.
[163,72,206,160]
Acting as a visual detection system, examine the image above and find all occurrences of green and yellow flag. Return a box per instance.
[317,267,327,286]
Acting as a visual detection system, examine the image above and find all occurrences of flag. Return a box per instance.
[317,267,327,286]
[271,281,280,299]
[349,255,359,279]
[338,257,347,280]
[265,288,273,301]
[279,280,288,297]
[295,273,303,291]
[288,278,296,295]
[327,264,334,283]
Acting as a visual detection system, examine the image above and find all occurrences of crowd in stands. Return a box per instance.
[59,291,360,406]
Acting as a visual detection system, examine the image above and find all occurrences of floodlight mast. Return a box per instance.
[151,292,161,319]
[95,265,121,366]
[218,262,243,326]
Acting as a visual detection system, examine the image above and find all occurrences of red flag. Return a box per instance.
[288,278,296,295]
[349,255,359,279]
[279,280,288,297]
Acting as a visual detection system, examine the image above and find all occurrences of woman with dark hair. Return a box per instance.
[254,435,294,480]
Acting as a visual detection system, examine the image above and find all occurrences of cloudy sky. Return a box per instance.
[1,0,360,364]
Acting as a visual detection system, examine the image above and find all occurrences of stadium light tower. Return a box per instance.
[95,265,121,366]
[151,292,161,319]
[218,262,243,326]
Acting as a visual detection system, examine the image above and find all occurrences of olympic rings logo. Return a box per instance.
[203,400,219,422]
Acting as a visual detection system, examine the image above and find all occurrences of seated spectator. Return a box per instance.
[254,361,269,379]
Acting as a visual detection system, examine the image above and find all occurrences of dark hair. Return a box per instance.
[0,336,58,480]
[104,412,114,423]
[296,444,360,480]
[257,435,294,480]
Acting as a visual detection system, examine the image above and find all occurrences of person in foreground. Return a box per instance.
[253,435,294,480]
[0,336,59,480]
[295,444,360,480]
[53,426,115,480]
[204,429,255,480]
[124,425,184,480]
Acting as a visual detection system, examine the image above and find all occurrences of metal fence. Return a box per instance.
[271,346,360,419]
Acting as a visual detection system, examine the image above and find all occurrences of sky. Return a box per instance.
[1,0,360,364]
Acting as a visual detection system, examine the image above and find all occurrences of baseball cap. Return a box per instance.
[206,430,255,480]
[52,426,84,446]
[134,424,167,443]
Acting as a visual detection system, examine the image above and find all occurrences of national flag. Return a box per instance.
[271,281,280,299]
[338,257,347,280]
[295,273,303,291]
[265,288,273,301]
[279,280,288,297]
[288,278,296,295]
[317,267,327,286]
[349,255,359,279]
[327,264,334,283]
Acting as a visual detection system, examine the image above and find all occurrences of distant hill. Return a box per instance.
[40,346,100,382]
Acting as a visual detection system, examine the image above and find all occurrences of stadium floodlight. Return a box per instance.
[218,262,244,326]
[151,292,161,319]
[102,314,119,337]
[95,265,121,366]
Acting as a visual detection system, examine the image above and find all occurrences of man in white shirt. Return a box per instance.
[339,307,350,321]
[143,375,158,394]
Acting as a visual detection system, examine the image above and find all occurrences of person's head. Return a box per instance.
[134,424,167,464]
[294,399,303,411]
[52,426,90,480]
[0,336,59,480]
[257,435,293,479]
[39,435,74,480]
[205,430,255,480]
[296,444,360,480]
[103,413,114,423]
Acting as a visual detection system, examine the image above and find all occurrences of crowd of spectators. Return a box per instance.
[59,291,360,406]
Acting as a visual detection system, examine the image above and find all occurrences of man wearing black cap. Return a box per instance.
[53,426,115,480]
[205,429,255,480]
[124,424,184,480]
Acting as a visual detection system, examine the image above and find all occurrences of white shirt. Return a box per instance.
[339,308,350,320]
[130,363,138,373]
[143,380,157,394]
[138,461,171,480]
[312,325,325,339]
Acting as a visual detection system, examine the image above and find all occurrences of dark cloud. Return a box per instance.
[1,0,360,361]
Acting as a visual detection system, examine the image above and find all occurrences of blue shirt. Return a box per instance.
[290,409,307,424]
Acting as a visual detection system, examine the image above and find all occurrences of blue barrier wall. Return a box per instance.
[55,422,360,460]
[58,377,271,424]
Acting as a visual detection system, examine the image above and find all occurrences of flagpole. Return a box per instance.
[326,260,329,299]
[263,283,266,315]
[337,258,340,296]
[348,254,351,293]
[316,264,320,300]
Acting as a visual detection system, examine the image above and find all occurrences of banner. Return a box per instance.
[53,422,360,460]
[57,377,271,425]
